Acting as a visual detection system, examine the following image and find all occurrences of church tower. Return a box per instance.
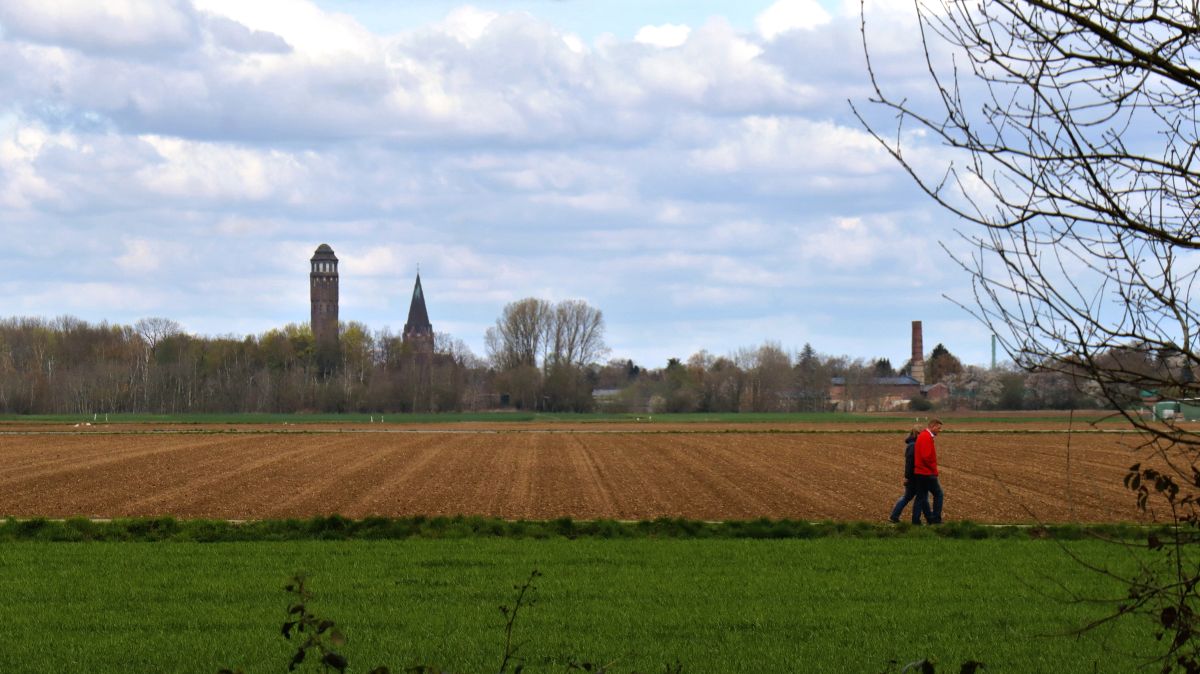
[310,244,339,349]
[403,273,433,354]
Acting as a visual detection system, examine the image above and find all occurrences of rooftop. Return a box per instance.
[311,243,338,261]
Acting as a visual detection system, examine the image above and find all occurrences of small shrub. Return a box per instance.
[16,517,51,539]
[909,397,934,412]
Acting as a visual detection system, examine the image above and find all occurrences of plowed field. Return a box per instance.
[0,422,1158,523]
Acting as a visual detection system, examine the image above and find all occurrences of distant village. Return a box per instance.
[309,243,954,411]
[297,245,1087,416]
[0,243,1108,416]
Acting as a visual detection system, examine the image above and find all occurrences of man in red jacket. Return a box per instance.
[912,418,944,524]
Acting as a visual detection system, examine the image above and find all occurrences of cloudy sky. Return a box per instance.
[0,0,997,368]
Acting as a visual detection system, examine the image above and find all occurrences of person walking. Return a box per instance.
[912,418,945,524]
[888,425,931,523]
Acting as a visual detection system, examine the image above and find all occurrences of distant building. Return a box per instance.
[829,375,922,412]
[1153,399,1200,421]
[591,388,623,411]
[309,244,339,348]
[922,382,951,405]
[827,320,949,411]
[403,273,433,354]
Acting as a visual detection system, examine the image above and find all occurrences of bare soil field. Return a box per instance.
[0,421,1159,523]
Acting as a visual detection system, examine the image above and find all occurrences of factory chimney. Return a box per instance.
[911,320,926,385]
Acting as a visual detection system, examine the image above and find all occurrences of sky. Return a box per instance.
[0,0,1000,369]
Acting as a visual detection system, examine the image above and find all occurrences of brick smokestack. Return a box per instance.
[911,320,925,385]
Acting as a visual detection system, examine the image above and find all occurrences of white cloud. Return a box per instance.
[0,0,197,55]
[203,15,291,54]
[0,4,820,146]
[531,190,633,212]
[634,23,690,48]
[794,213,935,273]
[627,20,813,113]
[193,0,376,61]
[6,281,174,315]
[438,6,499,45]
[690,116,891,175]
[116,238,165,273]
[756,0,832,41]
[705,220,776,250]
[137,136,309,202]
[0,125,62,208]
[840,0,934,22]
[213,216,285,236]
[667,283,757,307]
[561,33,585,54]
[344,246,398,277]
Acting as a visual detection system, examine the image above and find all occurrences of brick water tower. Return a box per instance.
[310,244,339,349]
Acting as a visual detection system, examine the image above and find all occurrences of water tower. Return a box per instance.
[310,244,339,348]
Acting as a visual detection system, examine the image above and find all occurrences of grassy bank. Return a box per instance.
[0,537,1149,672]
[0,515,1154,543]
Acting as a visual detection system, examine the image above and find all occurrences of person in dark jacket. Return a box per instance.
[888,425,931,523]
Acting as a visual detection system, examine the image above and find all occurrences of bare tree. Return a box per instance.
[485,298,552,370]
[746,342,793,412]
[134,317,183,354]
[485,298,608,411]
[858,0,1200,667]
[946,365,1002,410]
[548,299,608,369]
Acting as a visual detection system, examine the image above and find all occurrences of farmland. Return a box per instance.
[0,414,1154,522]
[0,413,1168,672]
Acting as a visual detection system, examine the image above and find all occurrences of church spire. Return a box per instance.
[403,272,433,351]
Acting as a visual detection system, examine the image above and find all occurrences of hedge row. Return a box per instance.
[0,515,1155,543]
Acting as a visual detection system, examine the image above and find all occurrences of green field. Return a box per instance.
[0,537,1152,673]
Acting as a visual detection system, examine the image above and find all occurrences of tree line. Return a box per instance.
[0,305,1119,416]
[591,342,1103,414]
[0,315,482,414]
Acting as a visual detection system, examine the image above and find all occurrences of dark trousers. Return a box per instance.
[912,474,944,524]
[890,482,931,523]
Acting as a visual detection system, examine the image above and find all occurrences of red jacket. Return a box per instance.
[913,428,938,476]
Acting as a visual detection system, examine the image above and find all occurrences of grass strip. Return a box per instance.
[0,515,1156,543]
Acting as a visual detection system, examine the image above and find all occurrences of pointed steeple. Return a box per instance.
[403,273,433,349]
